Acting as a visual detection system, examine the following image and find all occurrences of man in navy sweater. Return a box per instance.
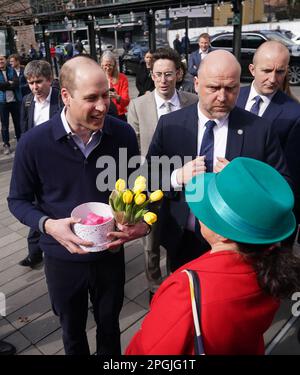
[8,56,148,355]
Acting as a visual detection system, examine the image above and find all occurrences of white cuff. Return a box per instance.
[171,168,183,189]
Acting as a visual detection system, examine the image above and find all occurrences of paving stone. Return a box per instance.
[3,330,31,354]
[8,221,26,231]
[36,328,63,355]
[124,239,143,263]
[0,232,23,248]
[0,209,12,220]
[37,308,98,355]
[17,226,30,237]
[7,293,51,329]
[124,272,148,301]
[0,263,32,287]
[0,238,27,260]
[133,290,150,311]
[19,345,43,355]
[1,268,45,297]
[121,318,143,354]
[119,301,147,333]
[0,317,16,340]
[20,310,60,344]
[270,317,300,355]
[5,279,48,315]
[86,325,97,355]
[1,215,20,226]
[0,248,27,273]
[264,299,294,345]
[126,253,145,282]
[0,225,13,237]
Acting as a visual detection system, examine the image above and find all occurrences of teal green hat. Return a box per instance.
[185,157,296,244]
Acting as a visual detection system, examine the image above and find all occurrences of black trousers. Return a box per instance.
[0,101,20,146]
[169,230,210,272]
[27,228,42,258]
[44,249,125,355]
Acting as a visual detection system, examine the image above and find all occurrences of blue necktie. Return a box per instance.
[250,95,262,116]
[199,120,216,173]
[194,120,216,238]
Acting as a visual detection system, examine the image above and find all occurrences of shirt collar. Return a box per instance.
[249,82,276,106]
[61,107,100,139]
[197,105,229,129]
[34,86,52,104]
[154,89,180,109]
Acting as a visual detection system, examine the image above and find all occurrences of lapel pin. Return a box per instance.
[237,129,243,135]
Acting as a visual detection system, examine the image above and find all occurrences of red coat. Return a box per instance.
[125,250,279,355]
[109,73,130,116]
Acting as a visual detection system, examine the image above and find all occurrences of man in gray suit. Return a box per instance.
[128,48,198,301]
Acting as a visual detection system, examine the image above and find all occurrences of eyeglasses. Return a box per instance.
[101,64,114,68]
[152,71,176,80]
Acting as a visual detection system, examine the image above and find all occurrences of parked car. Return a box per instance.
[121,39,169,75]
[209,31,300,85]
[292,34,300,45]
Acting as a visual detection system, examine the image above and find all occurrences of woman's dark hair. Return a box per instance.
[238,243,300,299]
[151,47,181,70]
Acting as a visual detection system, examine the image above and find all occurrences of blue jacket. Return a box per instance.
[237,86,300,220]
[188,47,212,77]
[0,66,21,102]
[8,113,139,262]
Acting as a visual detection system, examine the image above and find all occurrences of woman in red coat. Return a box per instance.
[100,51,130,121]
[126,157,300,355]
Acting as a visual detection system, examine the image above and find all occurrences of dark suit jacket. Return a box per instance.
[146,103,290,252]
[237,86,300,219]
[20,87,61,134]
[188,47,212,77]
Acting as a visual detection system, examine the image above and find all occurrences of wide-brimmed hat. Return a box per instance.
[185,157,295,244]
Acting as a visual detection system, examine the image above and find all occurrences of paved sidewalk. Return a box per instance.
[0,77,300,355]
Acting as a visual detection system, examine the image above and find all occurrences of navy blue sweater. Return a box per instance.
[8,113,139,262]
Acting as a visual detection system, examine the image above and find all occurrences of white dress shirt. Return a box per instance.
[171,106,228,189]
[199,49,209,60]
[34,87,52,126]
[154,89,181,119]
[245,83,275,117]
[171,106,229,232]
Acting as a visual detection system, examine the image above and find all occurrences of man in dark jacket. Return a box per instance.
[0,55,21,155]
[19,60,61,268]
[8,55,148,355]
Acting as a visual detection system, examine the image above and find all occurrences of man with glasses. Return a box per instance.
[128,48,197,302]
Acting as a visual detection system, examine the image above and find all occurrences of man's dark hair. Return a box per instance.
[198,33,210,41]
[9,54,21,63]
[151,47,181,70]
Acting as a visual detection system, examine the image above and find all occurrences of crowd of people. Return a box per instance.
[1,34,300,356]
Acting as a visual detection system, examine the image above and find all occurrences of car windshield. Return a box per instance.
[263,31,297,47]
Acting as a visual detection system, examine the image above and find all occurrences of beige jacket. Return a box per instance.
[127,90,198,156]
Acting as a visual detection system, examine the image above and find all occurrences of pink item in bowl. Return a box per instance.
[71,202,115,252]
[81,213,111,225]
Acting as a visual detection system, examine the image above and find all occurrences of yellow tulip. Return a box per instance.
[115,178,126,192]
[143,212,157,225]
[134,193,146,205]
[149,190,164,202]
[122,190,133,204]
[133,175,147,193]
